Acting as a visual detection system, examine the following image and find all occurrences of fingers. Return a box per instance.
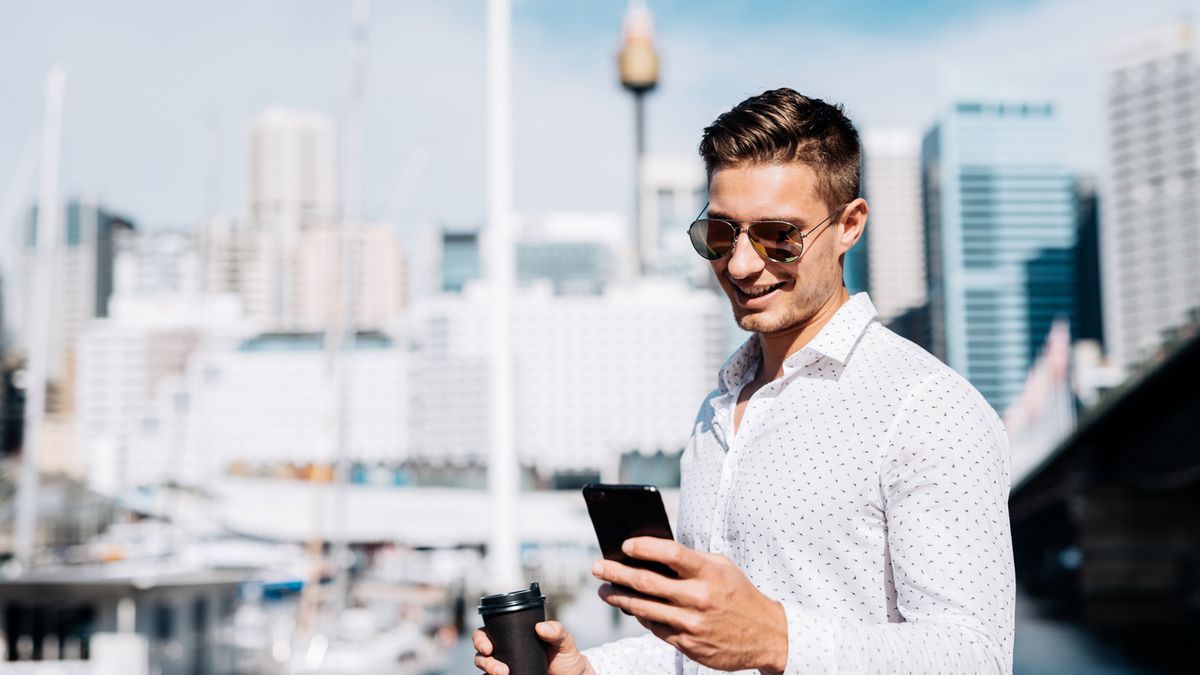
[472,627,493,655]
[473,652,509,675]
[622,537,708,577]
[637,617,681,645]
[591,559,684,602]
[597,582,694,632]
[473,628,508,674]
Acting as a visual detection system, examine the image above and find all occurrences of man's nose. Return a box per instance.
[725,230,765,279]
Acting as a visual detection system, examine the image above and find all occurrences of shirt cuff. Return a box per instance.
[775,602,840,675]
[582,634,675,674]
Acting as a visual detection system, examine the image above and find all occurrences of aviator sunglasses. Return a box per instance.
[687,202,848,264]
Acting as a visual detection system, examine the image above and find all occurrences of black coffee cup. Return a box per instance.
[478,582,549,675]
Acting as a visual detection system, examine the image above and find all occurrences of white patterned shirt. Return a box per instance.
[583,292,1014,674]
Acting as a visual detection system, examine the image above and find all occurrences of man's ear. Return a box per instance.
[839,198,868,255]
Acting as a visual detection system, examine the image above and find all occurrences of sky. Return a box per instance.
[0,0,1196,233]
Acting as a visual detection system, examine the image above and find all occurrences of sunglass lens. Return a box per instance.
[688,219,735,260]
[748,222,802,262]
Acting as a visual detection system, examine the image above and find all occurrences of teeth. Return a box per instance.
[740,284,780,298]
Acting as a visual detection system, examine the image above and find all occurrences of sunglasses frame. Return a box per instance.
[686,201,848,263]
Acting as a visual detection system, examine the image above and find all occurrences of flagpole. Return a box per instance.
[486,0,520,590]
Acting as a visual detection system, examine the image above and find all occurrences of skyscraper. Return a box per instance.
[243,107,337,230]
[923,98,1077,412]
[1103,23,1200,368]
[862,129,925,322]
[241,107,338,325]
[13,198,134,385]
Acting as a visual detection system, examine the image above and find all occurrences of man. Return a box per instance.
[475,88,1014,674]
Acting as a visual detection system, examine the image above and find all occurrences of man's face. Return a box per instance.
[707,162,846,336]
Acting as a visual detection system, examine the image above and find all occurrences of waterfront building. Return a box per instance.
[512,280,725,474]
[182,331,410,482]
[76,293,245,492]
[0,563,247,675]
[407,281,725,475]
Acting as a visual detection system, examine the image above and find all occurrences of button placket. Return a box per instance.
[710,390,761,555]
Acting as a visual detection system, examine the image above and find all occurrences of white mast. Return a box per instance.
[486,0,520,589]
[14,65,67,573]
[327,0,370,606]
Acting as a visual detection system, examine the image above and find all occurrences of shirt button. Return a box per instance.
[709,536,722,553]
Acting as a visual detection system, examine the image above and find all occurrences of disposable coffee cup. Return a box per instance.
[478,582,549,675]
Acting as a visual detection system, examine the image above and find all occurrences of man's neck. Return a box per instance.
[755,287,851,382]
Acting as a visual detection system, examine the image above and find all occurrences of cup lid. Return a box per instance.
[478,582,547,616]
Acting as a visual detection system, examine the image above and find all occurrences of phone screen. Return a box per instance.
[582,483,677,579]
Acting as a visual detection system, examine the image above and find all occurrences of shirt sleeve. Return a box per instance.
[777,370,1015,674]
[582,634,677,674]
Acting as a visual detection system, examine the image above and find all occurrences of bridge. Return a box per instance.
[1010,328,1200,634]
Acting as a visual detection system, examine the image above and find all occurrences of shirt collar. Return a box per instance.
[793,292,878,367]
[717,292,879,392]
[717,335,761,394]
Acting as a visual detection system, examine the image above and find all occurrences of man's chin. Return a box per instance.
[735,308,807,336]
[735,312,779,334]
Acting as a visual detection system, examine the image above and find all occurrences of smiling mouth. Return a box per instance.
[734,281,786,302]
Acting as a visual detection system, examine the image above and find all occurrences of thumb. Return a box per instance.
[535,621,577,653]
[536,621,595,675]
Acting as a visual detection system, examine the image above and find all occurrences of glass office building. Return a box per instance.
[923,99,1077,412]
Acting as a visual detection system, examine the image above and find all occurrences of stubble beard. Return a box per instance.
[729,265,842,336]
[733,293,816,335]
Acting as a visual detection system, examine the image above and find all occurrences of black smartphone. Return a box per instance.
[582,483,677,579]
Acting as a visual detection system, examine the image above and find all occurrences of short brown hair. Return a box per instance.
[699,88,861,210]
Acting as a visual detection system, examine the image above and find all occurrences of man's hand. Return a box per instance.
[592,537,789,674]
[473,621,596,675]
